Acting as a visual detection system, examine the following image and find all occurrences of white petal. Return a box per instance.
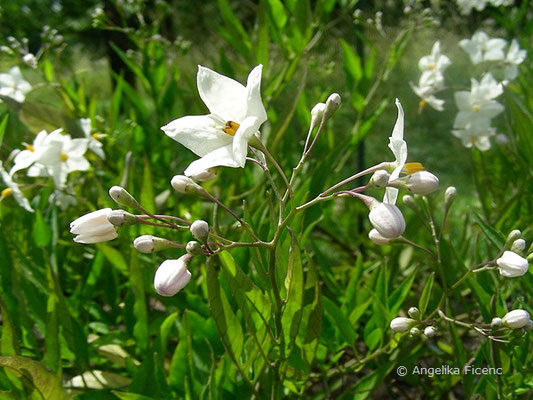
[79,118,91,137]
[161,114,232,157]
[66,138,89,157]
[66,156,90,172]
[89,141,106,159]
[74,230,118,244]
[391,99,404,140]
[184,145,241,176]
[70,208,113,232]
[10,150,36,175]
[245,65,267,123]
[197,65,246,121]
[232,116,261,167]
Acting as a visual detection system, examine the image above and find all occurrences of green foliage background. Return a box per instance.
[0,0,532,398]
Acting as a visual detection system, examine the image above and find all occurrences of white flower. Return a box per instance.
[504,39,526,81]
[390,317,415,332]
[452,122,495,151]
[384,99,407,205]
[49,190,77,210]
[502,309,530,329]
[80,118,105,159]
[0,67,32,102]
[70,208,117,244]
[459,31,507,64]
[37,130,90,188]
[410,82,445,111]
[0,165,33,212]
[10,130,52,176]
[154,255,192,296]
[456,0,488,15]
[161,65,267,176]
[418,41,450,88]
[496,250,529,278]
[368,202,406,239]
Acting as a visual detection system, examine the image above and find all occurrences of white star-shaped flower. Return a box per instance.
[410,82,445,111]
[10,130,53,177]
[161,65,267,176]
[504,39,526,81]
[80,118,105,159]
[384,99,407,205]
[418,41,451,88]
[0,66,32,103]
[0,164,34,212]
[459,31,507,64]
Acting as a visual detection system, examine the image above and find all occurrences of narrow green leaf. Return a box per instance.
[43,264,60,373]
[33,211,51,248]
[322,297,356,346]
[109,42,151,90]
[96,244,128,275]
[472,210,505,249]
[418,273,434,317]
[340,39,363,89]
[0,297,19,356]
[129,251,148,352]
[0,114,8,146]
[113,392,157,400]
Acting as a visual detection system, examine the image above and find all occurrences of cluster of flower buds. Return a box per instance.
[495,230,530,278]
[390,307,436,339]
[492,309,532,331]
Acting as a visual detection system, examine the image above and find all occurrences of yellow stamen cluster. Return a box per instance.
[418,99,426,109]
[60,153,69,162]
[222,121,240,137]
[91,133,100,140]
[25,144,35,152]
[403,162,425,175]
[472,105,481,112]
[428,64,436,70]
[1,188,13,198]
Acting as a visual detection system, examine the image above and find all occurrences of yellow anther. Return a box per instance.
[472,105,481,112]
[418,99,426,109]
[25,144,35,152]
[91,133,100,140]
[403,162,425,175]
[1,188,12,198]
[222,121,240,136]
[60,153,69,162]
[428,64,436,70]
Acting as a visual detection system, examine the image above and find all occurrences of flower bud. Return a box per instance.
[506,229,521,243]
[190,220,209,242]
[153,255,192,296]
[191,168,218,182]
[369,170,390,188]
[390,317,416,332]
[22,53,37,68]
[310,102,326,128]
[405,171,439,195]
[133,235,174,254]
[423,326,436,338]
[186,240,202,255]
[511,239,526,252]
[368,203,406,239]
[402,194,416,210]
[107,210,138,227]
[491,317,503,328]
[368,229,392,245]
[109,186,141,209]
[496,251,529,278]
[70,208,118,244]
[502,309,530,329]
[410,327,421,336]
[323,93,341,121]
[444,186,457,207]
[408,307,420,320]
[171,175,206,196]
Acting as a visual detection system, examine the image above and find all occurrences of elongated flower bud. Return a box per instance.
[310,102,326,128]
[390,317,416,332]
[109,186,141,209]
[323,93,341,121]
[133,235,175,254]
[496,251,529,278]
[506,229,521,243]
[171,175,207,196]
[154,255,192,297]
[107,210,138,227]
[405,171,439,195]
[511,239,526,252]
[191,168,218,182]
[502,309,530,329]
[444,186,457,207]
[368,229,392,245]
[190,220,209,242]
[423,326,436,338]
[368,202,406,238]
[70,208,118,244]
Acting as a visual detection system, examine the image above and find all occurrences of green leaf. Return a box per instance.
[266,0,288,29]
[472,210,505,249]
[418,272,434,317]
[388,272,416,318]
[33,211,51,248]
[216,0,251,59]
[109,42,151,90]
[18,102,75,134]
[206,257,244,365]
[322,297,356,346]
[298,260,322,367]
[0,297,19,356]
[96,244,128,275]
[340,39,363,90]
[112,392,157,400]
[129,251,148,352]
[282,233,304,354]
[43,264,60,373]
[0,114,8,147]
[0,356,70,400]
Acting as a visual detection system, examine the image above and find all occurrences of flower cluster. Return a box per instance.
[0,66,32,103]
[1,119,105,211]
[390,307,437,338]
[455,0,514,15]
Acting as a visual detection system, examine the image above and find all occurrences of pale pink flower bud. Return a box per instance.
[496,251,529,278]
[154,255,192,297]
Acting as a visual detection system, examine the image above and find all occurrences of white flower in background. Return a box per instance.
[410,82,445,111]
[70,208,117,244]
[456,0,488,15]
[49,190,77,210]
[154,255,192,296]
[459,31,507,64]
[496,250,529,278]
[384,99,407,205]
[504,39,526,81]
[452,121,495,151]
[418,41,451,88]
[502,309,530,329]
[10,130,53,176]
[80,118,105,159]
[37,130,90,188]
[161,65,267,176]
[454,74,503,130]
[0,165,33,212]
[0,66,32,102]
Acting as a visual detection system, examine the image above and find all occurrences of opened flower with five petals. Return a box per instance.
[161,65,267,176]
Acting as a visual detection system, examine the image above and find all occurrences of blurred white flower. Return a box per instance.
[161,65,267,176]
[10,130,54,176]
[0,165,33,212]
[418,41,450,88]
[49,190,77,210]
[0,66,32,102]
[496,250,529,278]
[502,309,530,329]
[452,122,495,151]
[504,39,526,81]
[154,255,192,296]
[80,118,105,159]
[70,208,117,244]
[410,82,445,111]
[459,31,507,64]
[456,0,488,15]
